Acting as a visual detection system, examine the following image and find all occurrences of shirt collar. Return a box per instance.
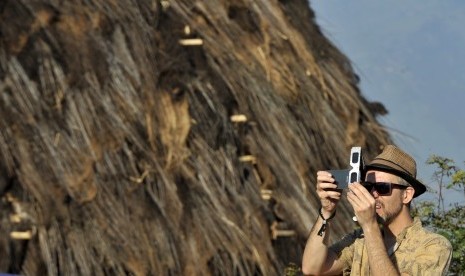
[395,217,422,244]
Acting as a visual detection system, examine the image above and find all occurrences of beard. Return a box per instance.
[376,200,403,225]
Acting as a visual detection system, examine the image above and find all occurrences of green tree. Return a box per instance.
[414,202,465,274]
[414,155,465,275]
[450,166,465,200]
[426,155,456,214]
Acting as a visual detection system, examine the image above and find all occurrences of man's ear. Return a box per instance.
[403,187,415,204]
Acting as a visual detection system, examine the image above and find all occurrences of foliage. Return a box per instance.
[413,155,465,275]
[413,202,465,274]
[426,155,456,214]
[450,168,465,195]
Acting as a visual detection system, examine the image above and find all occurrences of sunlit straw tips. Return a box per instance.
[179,38,203,46]
[270,221,296,240]
[9,214,21,223]
[261,189,273,200]
[160,0,170,10]
[239,155,256,164]
[184,25,191,35]
[10,230,34,240]
[230,114,248,123]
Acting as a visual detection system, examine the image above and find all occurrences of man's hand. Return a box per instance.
[347,182,402,276]
[347,182,377,228]
[316,171,342,218]
[301,171,345,275]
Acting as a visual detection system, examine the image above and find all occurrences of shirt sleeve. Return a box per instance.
[402,235,452,276]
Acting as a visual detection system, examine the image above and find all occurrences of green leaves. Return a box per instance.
[450,169,465,188]
[427,155,456,177]
[414,204,465,274]
[414,156,465,274]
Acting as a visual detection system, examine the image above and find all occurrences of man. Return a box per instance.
[302,145,452,275]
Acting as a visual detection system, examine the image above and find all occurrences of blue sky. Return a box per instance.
[311,1,465,206]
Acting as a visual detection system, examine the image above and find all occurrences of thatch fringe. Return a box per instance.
[0,0,391,275]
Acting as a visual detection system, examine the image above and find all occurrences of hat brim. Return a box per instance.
[365,164,426,198]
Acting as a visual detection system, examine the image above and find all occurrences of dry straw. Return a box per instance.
[0,0,390,275]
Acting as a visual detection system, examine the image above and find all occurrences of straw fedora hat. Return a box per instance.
[365,145,426,198]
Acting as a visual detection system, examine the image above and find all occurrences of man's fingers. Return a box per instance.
[346,190,360,208]
[316,171,342,211]
[318,182,338,190]
[349,183,375,203]
[324,190,342,199]
[317,170,334,181]
[347,183,377,215]
[317,170,332,177]
[317,175,334,184]
[317,171,338,190]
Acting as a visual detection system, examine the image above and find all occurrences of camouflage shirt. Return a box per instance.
[330,217,452,275]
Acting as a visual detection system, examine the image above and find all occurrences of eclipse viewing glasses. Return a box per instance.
[328,146,365,189]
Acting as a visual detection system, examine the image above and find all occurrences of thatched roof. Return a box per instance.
[0,0,391,275]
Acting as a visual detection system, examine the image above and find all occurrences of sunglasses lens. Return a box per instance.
[362,182,392,195]
[362,182,374,191]
[375,183,391,195]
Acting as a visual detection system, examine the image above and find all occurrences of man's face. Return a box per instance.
[364,170,405,224]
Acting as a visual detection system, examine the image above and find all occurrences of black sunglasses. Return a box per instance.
[362,181,408,195]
